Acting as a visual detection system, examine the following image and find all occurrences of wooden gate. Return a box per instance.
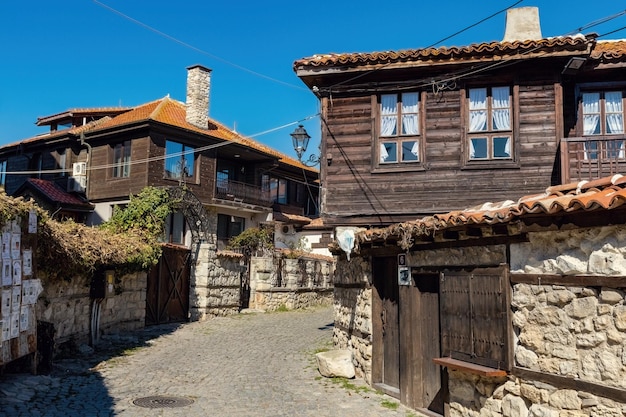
[146,245,191,325]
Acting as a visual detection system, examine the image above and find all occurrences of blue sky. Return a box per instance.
[1,1,624,159]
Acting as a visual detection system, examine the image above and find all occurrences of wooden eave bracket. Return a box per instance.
[433,357,508,377]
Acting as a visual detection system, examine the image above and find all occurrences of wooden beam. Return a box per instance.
[510,273,626,288]
[433,357,507,377]
[513,366,626,403]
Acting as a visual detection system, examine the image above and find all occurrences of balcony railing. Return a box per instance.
[215,179,272,206]
[561,136,626,182]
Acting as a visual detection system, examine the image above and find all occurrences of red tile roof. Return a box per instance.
[359,174,626,249]
[590,40,626,61]
[25,179,94,208]
[11,97,316,173]
[35,107,131,126]
[294,35,593,69]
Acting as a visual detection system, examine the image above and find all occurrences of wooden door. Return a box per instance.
[146,245,191,325]
[372,256,400,397]
[406,273,445,414]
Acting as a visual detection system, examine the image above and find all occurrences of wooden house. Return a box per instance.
[0,65,319,249]
[0,65,320,321]
[293,7,626,228]
[293,6,626,416]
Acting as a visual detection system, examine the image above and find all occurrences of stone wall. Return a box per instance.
[335,226,626,415]
[332,256,373,381]
[249,255,334,312]
[448,225,626,417]
[37,272,146,346]
[190,241,244,320]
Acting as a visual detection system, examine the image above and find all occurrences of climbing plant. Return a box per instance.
[101,186,175,239]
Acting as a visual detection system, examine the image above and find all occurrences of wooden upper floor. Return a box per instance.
[0,98,319,221]
[294,31,626,227]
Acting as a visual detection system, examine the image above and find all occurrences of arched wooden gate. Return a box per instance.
[145,187,211,325]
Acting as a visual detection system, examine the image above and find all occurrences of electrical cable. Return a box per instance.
[566,9,626,35]
[92,0,307,91]
[596,25,626,39]
[0,113,320,176]
[327,0,524,90]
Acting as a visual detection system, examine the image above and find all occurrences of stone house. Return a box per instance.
[292,5,626,415]
[332,174,626,416]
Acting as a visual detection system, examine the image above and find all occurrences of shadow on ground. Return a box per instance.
[0,322,183,416]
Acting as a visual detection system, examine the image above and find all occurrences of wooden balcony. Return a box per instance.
[215,179,272,207]
[561,136,626,182]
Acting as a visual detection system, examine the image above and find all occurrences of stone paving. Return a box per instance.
[0,306,416,416]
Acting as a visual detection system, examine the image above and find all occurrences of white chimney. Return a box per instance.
[186,65,212,129]
[502,7,542,42]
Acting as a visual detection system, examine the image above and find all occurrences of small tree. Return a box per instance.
[227,227,273,255]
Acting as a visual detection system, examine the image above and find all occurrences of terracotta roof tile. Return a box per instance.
[294,36,592,69]
[591,40,626,60]
[25,179,94,208]
[7,98,315,173]
[93,97,316,172]
[358,173,626,249]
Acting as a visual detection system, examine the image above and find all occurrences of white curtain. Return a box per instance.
[379,143,389,163]
[401,93,419,135]
[504,137,511,157]
[469,139,476,159]
[410,141,419,158]
[469,88,487,132]
[380,95,397,136]
[583,93,600,135]
[492,87,511,130]
[606,91,624,134]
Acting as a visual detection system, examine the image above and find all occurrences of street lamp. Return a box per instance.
[290,125,320,166]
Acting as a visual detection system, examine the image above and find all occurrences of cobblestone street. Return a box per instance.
[0,306,414,416]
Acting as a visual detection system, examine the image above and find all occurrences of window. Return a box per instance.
[581,91,625,160]
[57,150,66,177]
[217,214,245,249]
[262,174,288,204]
[164,212,186,245]
[379,92,420,164]
[165,140,195,180]
[112,141,131,178]
[467,87,512,160]
[0,160,6,187]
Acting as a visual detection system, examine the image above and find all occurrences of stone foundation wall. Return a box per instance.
[249,255,334,312]
[448,371,625,417]
[252,288,332,311]
[450,225,626,417]
[37,272,146,345]
[190,241,244,320]
[332,256,373,381]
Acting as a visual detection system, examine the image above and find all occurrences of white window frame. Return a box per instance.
[467,86,513,161]
[378,92,421,165]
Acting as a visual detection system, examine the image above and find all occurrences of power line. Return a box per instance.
[1,113,320,176]
[597,25,626,39]
[566,9,626,35]
[328,0,524,90]
[92,0,307,91]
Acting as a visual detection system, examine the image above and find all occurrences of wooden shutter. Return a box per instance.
[440,266,510,370]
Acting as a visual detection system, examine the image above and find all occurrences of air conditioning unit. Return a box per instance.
[281,224,296,235]
[67,176,87,193]
[72,162,87,176]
